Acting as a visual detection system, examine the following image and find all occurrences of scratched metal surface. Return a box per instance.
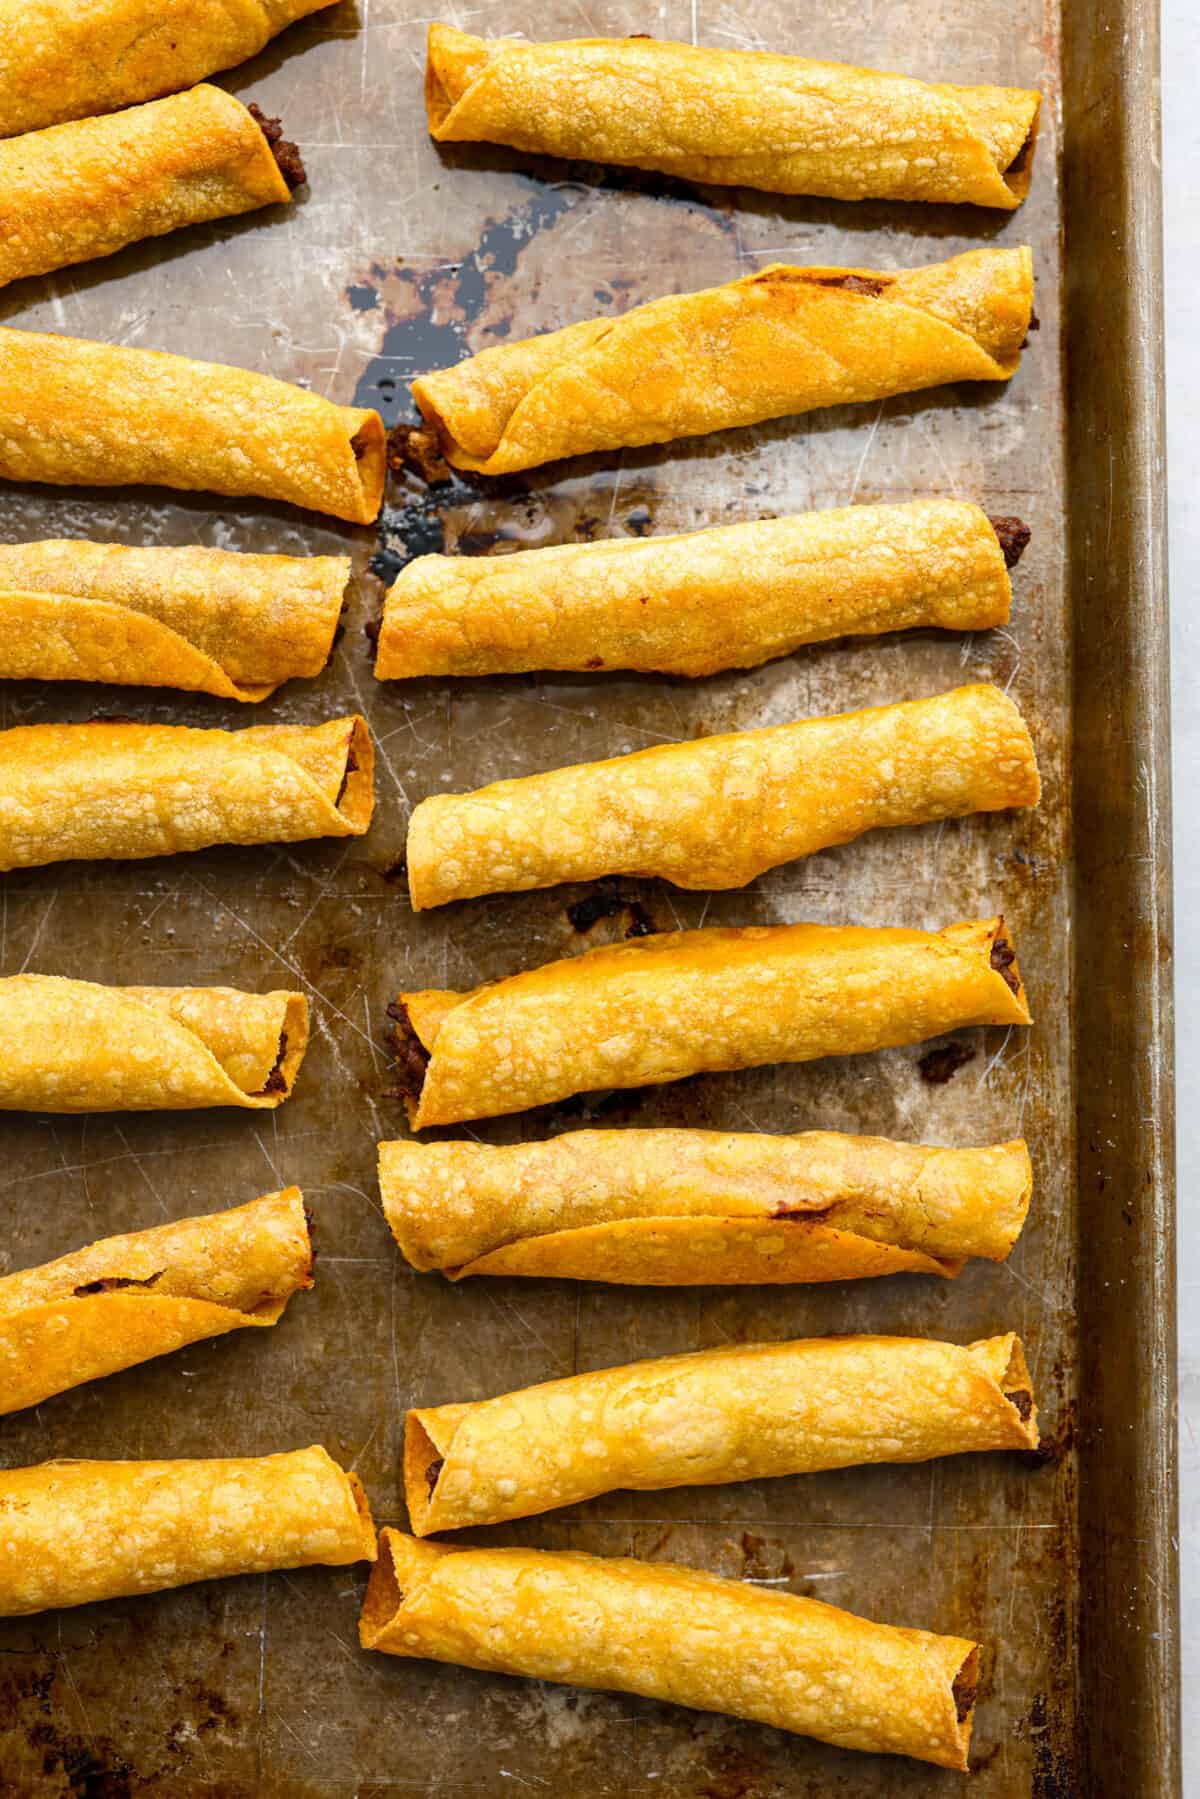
[0,0,1175,1793]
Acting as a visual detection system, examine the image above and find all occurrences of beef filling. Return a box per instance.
[73,1273,162,1297]
[247,104,307,190]
[811,274,887,297]
[987,514,1031,570]
[385,1000,430,1100]
[1006,1388,1034,1422]
[259,1031,290,1096]
[388,421,451,485]
[989,933,1021,995]
[425,1457,445,1498]
[1005,125,1036,179]
[952,1662,978,1724]
[334,740,359,811]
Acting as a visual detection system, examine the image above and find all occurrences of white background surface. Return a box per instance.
[1164,0,1197,1786]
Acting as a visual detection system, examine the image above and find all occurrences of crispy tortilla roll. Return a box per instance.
[406,1334,1037,1534]
[361,1533,979,1770]
[0,1188,313,1415]
[392,915,1029,1128]
[376,499,1026,681]
[0,0,337,138]
[0,716,373,871]
[0,88,303,290]
[0,540,348,700]
[427,26,1041,210]
[377,1131,1032,1284]
[0,976,308,1112]
[0,1448,375,1617]
[0,326,385,523]
[411,247,1033,475]
[407,684,1040,908]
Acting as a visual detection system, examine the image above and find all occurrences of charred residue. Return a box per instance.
[917,1039,977,1084]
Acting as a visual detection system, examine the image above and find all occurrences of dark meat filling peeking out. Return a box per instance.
[1005,125,1036,179]
[811,274,888,297]
[989,934,1021,995]
[259,1031,290,1096]
[334,740,359,811]
[247,104,307,190]
[388,421,451,485]
[385,1000,430,1100]
[425,1457,445,1499]
[987,514,1031,570]
[1006,1388,1034,1422]
[73,1273,162,1297]
[952,1662,978,1724]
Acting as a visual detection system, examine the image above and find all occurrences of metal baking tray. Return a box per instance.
[0,0,1175,1791]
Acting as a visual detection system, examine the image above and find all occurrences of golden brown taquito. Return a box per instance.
[361,1533,980,1770]
[0,716,373,871]
[406,684,1040,908]
[375,498,1025,681]
[427,26,1041,209]
[406,1334,1037,1534]
[0,0,337,138]
[377,1131,1032,1284]
[0,1189,313,1414]
[0,326,385,522]
[391,915,1030,1128]
[0,1448,375,1616]
[0,976,308,1111]
[0,88,300,289]
[410,247,1033,474]
[0,540,348,700]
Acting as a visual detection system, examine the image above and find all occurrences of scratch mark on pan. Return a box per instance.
[847,399,884,503]
[17,892,58,972]
[252,1127,286,1190]
[112,1124,171,1219]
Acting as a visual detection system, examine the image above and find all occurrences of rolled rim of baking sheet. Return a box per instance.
[359,1531,980,1770]
[425,25,1041,209]
[0,1187,314,1415]
[375,1130,1033,1282]
[403,1332,1039,1534]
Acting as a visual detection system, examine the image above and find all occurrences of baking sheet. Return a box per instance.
[0,0,1175,1792]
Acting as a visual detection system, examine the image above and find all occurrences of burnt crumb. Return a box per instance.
[259,1030,290,1097]
[624,505,653,536]
[385,1000,430,1100]
[364,613,381,648]
[387,421,451,485]
[383,853,408,883]
[918,1040,977,1084]
[1006,1388,1035,1421]
[952,1661,979,1724]
[567,885,656,938]
[988,514,1032,569]
[247,103,306,189]
[1006,123,1037,178]
[990,932,1021,994]
[425,1457,445,1498]
[73,1272,162,1297]
[811,273,887,296]
[1020,308,1041,350]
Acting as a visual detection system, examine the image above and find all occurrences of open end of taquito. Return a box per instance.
[248,714,376,834]
[349,415,388,524]
[360,1530,444,1646]
[246,992,310,1103]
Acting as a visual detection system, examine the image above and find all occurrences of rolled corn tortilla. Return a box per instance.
[360,1532,980,1770]
[406,684,1041,908]
[375,498,1028,681]
[427,26,1041,210]
[0,326,385,523]
[0,539,348,700]
[405,1333,1037,1534]
[0,975,308,1111]
[377,1131,1032,1284]
[410,247,1033,475]
[0,1447,375,1617]
[0,0,337,138]
[0,88,303,290]
[0,716,373,871]
[0,1188,313,1415]
[390,914,1030,1128]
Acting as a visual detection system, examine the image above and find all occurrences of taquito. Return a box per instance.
[0,976,308,1111]
[361,1533,980,1770]
[427,26,1041,210]
[390,915,1030,1128]
[0,0,337,138]
[0,326,385,523]
[406,1334,1037,1534]
[0,540,348,700]
[410,247,1033,474]
[0,88,304,290]
[377,1131,1032,1284]
[375,498,1028,681]
[406,684,1040,908]
[0,716,373,871]
[0,1188,313,1415]
[0,1448,375,1617]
